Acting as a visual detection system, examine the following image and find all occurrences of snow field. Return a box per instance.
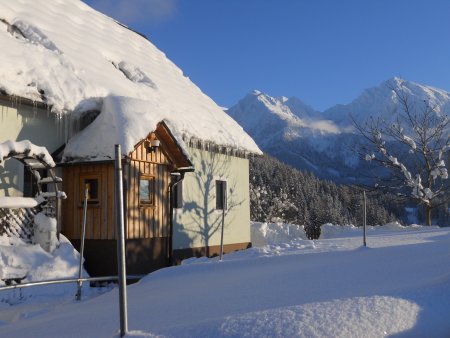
[0,223,448,337]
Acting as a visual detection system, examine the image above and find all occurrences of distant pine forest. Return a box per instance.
[250,155,450,227]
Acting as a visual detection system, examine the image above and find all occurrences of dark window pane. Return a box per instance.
[84,178,98,200]
[216,180,227,210]
[174,181,183,209]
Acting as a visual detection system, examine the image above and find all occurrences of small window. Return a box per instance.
[139,175,155,206]
[215,180,227,210]
[173,180,183,209]
[80,175,100,205]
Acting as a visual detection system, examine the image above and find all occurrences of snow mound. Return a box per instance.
[251,222,306,247]
[252,221,436,245]
[0,234,87,302]
[220,296,419,338]
[0,197,38,209]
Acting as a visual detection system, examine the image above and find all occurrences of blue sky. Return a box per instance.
[83,0,450,111]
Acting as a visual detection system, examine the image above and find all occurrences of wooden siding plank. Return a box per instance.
[106,164,113,239]
[110,164,116,240]
[157,164,162,238]
[101,164,107,239]
[74,165,80,239]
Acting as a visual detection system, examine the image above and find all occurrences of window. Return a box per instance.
[23,167,46,197]
[215,180,227,210]
[80,175,100,205]
[173,180,183,209]
[139,175,155,206]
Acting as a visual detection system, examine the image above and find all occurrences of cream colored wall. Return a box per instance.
[173,147,251,250]
[0,99,65,196]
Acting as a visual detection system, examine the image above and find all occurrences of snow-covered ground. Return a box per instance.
[0,223,449,337]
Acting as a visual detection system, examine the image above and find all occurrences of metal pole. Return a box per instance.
[219,182,227,261]
[115,144,128,337]
[363,190,367,247]
[76,186,89,301]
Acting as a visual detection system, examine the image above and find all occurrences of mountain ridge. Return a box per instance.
[227,77,450,183]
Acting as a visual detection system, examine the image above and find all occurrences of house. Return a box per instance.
[0,0,261,276]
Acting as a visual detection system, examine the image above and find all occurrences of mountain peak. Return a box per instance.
[323,77,450,125]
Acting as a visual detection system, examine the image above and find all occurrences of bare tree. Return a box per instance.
[353,80,450,225]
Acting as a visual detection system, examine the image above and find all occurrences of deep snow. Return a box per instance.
[0,223,449,337]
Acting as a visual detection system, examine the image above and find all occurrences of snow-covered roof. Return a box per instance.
[0,0,261,155]
[63,96,191,160]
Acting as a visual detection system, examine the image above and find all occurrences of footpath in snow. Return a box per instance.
[0,223,449,337]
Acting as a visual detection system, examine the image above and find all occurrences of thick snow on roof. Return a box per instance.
[63,96,188,160]
[0,0,260,154]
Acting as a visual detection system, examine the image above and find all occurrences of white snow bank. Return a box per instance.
[251,221,438,246]
[251,221,306,247]
[0,234,88,301]
[220,296,419,338]
[0,1,261,154]
[320,222,439,239]
[0,197,38,209]
[0,140,55,167]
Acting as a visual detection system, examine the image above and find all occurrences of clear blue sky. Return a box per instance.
[83,0,450,111]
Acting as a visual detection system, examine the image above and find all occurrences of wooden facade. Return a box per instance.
[125,135,172,240]
[59,122,251,277]
[60,127,185,275]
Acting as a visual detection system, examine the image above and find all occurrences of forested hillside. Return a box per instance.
[249,154,403,226]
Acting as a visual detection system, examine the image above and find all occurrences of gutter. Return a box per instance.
[168,166,194,266]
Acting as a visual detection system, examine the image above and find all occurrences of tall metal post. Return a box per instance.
[75,186,89,301]
[115,145,128,337]
[363,190,367,247]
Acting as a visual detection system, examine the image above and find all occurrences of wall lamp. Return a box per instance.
[148,139,160,153]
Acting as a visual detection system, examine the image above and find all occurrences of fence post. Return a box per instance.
[363,191,367,247]
[75,186,88,301]
[115,145,128,337]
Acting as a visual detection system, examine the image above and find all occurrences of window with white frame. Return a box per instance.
[139,175,155,206]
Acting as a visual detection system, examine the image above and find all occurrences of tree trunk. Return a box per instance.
[425,205,432,226]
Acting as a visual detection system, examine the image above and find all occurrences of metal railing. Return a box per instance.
[0,274,145,292]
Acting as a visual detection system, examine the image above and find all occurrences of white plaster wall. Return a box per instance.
[0,100,66,196]
[173,147,251,250]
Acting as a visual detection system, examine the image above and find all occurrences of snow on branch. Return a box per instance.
[352,79,450,225]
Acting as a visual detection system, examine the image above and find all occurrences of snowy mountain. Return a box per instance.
[227,91,339,146]
[227,78,450,183]
[227,90,361,181]
[324,77,450,127]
